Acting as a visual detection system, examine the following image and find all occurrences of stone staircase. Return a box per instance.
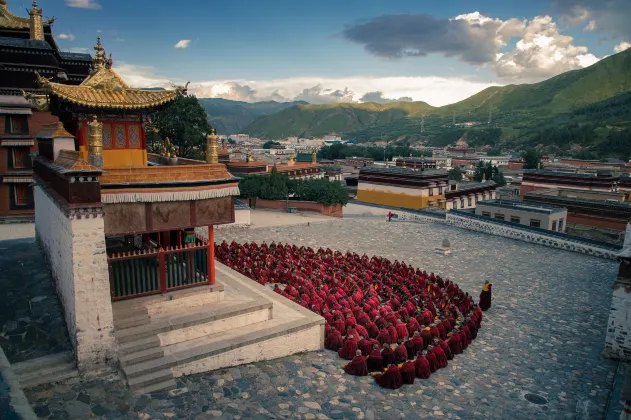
[112,263,324,395]
[11,351,78,389]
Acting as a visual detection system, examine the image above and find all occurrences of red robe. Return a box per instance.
[420,329,432,347]
[338,338,358,360]
[432,345,448,369]
[377,329,392,345]
[374,365,403,389]
[381,346,395,367]
[325,331,343,351]
[366,349,383,372]
[415,355,431,379]
[366,322,380,338]
[344,355,368,376]
[426,351,438,373]
[387,325,399,343]
[436,322,447,340]
[479,286,492,311]
[394,344,408,362]
[459,331,468,350]
[332,319,346,336]
[400,361,416,384]
[449,333,462,355]
[395,322,409,340]
[439,339,453,360]
[411,336,425,355]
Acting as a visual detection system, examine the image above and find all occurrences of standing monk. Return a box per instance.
[343,350,368,376]
[479,281,492,311]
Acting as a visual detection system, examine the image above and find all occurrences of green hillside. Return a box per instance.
[241,48,631,155]
[198,98,306,135]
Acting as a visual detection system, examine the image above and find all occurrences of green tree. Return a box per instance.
[492,166,507,186]
[263,141,281,149]
[522,149,543,169]
[238,175,262,198]
[147,94,211,159]
[227,138,236,144]
[259,166,289,200]
[448,167,463,181]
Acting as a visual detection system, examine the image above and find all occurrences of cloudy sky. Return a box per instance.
[31,0,631,106]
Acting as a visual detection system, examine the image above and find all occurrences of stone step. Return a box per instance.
[128,368,174,393]
[114,312,151,330]
[115,300,272,344]
[11,351,73,375]
[123,356,176,379]
[132,378,177,396]
[119,336,161,356]
[18,363,78,388]
[120,346,164,367]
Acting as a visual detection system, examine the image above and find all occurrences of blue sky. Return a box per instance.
[19,0,631,105]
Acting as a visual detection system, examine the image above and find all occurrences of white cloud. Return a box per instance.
[583,20,596,31]
[493,15,602,81]
[112,63,497,107]
[174,40,191,49]
[58,33,76,41]
[614,41,631,53]
[65,0,101,9]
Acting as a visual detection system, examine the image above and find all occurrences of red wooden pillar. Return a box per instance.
[158,247,167,294]
[142,234,150,246]
[178,230,182,247]
[207,225,215,285]
[161,231,170,248]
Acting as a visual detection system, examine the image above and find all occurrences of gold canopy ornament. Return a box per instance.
[87,115,104,168]
[34,37,189,110]
[0,0,53,30]
[28,0,43,41]
[246,146,253,163]
[206,128,218,164]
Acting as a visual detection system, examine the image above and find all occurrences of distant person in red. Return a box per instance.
[343,350,368,376]
[400,358,416,385]
[479,281,492,311]
[387,211,393,222]
[338,335,358,360]
[325,328,343,351]
[366,344,383,372]
[381,343,396,366]
[374,364,403,389]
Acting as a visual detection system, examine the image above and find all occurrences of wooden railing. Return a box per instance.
[108,241,213,301]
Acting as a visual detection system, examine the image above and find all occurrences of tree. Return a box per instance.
[448,167,463,181]
[259,166,289,200]
[263,141,281,149]
[492,166,507,186]
[227,138,236,145]
[522,149,543,169]
[147,95,211,159]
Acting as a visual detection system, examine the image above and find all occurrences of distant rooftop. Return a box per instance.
[456,181,496,192]
[359,166,447,178]
[524,169,616,178]
[477,199,566,214]
[59,51,92,61]
[0,36,51,49]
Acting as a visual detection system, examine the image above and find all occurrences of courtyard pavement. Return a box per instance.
[12,219,623,419]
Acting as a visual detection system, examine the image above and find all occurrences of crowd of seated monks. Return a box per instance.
[215,241,483,388]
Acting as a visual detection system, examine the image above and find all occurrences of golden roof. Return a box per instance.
[37,122,74,138]
[52,150,101,172]
[0,0,52,30]
[36,37,187,110]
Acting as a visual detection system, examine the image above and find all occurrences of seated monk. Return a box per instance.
[449,329,463,355]
[431,339,448,368]
[381,343,395,367]
[394,341,408,361]
[387,323,399,343]
[395,319,409,340]
[403,337,415,357]
[425,345,438,373]
[366,321,380,339]
[338,335,358,360]
[420,327,432,348]
[343,350,368,376]
[325,328,343,351]
[436,321,447,340]
[358,336,370,356]
[377,328,392,345]
[411,331,425,354]
[366,344,383,372]
[374,364,403,389]
[415,351,431,379]
[437,338,453,360]
[400,358,416,385]
[459,328,469,351]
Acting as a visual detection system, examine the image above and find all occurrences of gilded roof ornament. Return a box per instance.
[93,36,106,70]
[1,0,51,30]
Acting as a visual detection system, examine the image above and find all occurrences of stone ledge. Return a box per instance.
[0,346,38,420]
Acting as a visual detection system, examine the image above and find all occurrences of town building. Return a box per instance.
[474,200,567,232]
[226,149,322,180]
[520,170,619,196]
[356,166,448,209]
[444,181,497,210]
[228,133,249,143]
[394,157,438,170]
[0,0,92,219]
[523,188,631,244]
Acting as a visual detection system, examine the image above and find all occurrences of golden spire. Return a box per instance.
[246,146,253,163]
[29,0,44,41]
[206,128,218,164]
[402,160,407,168]
[87,116,103,168]
[288,151,295,166]
[93,37,106,70]
[312,150,317,164]
[105,53,113,70]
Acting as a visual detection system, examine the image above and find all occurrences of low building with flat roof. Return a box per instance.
[520,169,619,196]
[475,199,568,232]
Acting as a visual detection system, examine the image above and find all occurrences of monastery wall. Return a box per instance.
[216,208,251,228]
[255,199,343,218]
[34,186,116,372]
[445,211,619,260]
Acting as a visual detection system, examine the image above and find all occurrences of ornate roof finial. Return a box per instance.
[246,145,253,163]
[29,0,44,41]
[312,150,317,164]
[93,36,106,70]
[206,128,218,164]
[105,53,113,69]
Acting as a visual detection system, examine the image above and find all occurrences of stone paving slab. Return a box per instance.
[21,219,622,419]
[0,238,71,364]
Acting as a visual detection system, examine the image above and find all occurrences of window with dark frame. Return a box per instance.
[552,221,557,231]
[494,213,504,220]
[559,218,564,231]
[482,211,491,217]
[467,197,472,206]
[14,184,29,206]
[530,219,541,228]
[12,148,29,168]
[510,216,520,223]
[4,115,29,134]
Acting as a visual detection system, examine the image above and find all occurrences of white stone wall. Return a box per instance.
[446,212,618,260]
[604,280,631,360]
[34,186,116,372]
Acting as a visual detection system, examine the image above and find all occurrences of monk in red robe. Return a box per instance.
[325,328,343,351]
[415,351,431,379]
[400,359,416,384]
[394,341,408,361]
[431,339,448,368]
[420,327,432,348]
[387,323,399,343]
[437,338,453,360]
[479,281,492,311]
[343,350,368,376]
[338,335,358,360]
[448,330,463,355]
[366,344,383,373]
[411,331,425,354]
[377,328,392,345]
[395,319,409,340]
[332,316,346,336]
[374,364,403,389]
[425,346,438,373]
[381,343,395,366]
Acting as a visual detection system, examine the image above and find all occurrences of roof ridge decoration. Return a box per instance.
[34,38,190,110]
[1,0,53,30]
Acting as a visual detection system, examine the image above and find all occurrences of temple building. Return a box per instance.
[31,38,323,394]
[0,0,91,219]
[226,149,322,179]
[444,181,497,210]
[520,170,619,196]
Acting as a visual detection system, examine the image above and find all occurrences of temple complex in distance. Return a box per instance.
[0,0,91,218]
[30,38,323,394]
